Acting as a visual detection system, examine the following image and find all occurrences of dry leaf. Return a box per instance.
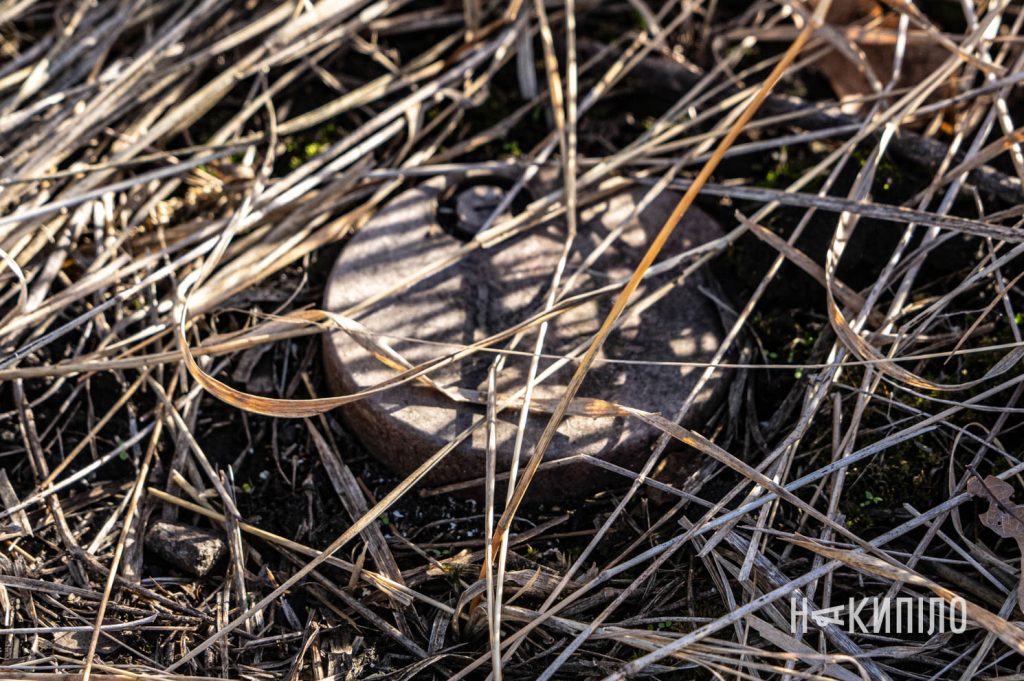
[967,475,1024,614]
[814,0,954,116]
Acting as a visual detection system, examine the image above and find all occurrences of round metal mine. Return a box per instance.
[323,173,730,501]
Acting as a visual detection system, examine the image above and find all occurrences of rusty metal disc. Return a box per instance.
[323,173,730,501]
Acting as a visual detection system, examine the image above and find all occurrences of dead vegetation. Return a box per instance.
[3,0,1024,679]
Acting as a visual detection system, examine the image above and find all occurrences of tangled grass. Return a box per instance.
[2,0,1024,679]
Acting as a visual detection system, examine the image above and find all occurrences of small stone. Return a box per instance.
[145,520,226,577]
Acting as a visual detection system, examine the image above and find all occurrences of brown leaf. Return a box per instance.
[967,475,1024,614]
[813,0,955,117]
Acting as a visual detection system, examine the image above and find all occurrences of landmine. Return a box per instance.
[323,172,730,501]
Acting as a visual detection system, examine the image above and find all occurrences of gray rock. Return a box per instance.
[145,520,226,576]
[323,174,730,501]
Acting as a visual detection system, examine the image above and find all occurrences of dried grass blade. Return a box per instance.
[488,0,834,561]
[788,536,1024,655]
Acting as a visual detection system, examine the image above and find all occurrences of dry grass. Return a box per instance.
[2,0,1024,679]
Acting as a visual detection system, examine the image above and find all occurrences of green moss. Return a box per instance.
[631,9,648,31]
[281,123,340,172]
[840,430,946,533]
[502,140,523,157]
[848,146,904,194]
